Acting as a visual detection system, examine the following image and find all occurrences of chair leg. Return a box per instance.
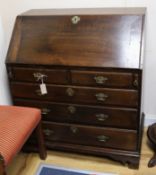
[0,154,6,175]
[35,121,47,160]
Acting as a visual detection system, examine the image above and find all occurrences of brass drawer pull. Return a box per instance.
[95,93,108,101]
[133,74,139,87]
[36,89,42,96]
[133,79,138,87]
[71,16,80,24]
[44,129,54,136]
[68,106,76,114]
[70,126,78,134]
[41,108,51,115]
[96,114,109,121]
[66,88,75,97]
[97,135,109,142]
[8,69,13,79]
[33,72,47,81]
[94,76,108,84]
[36,89,46,96]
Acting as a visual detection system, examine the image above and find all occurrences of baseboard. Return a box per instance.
[144,114,156,127]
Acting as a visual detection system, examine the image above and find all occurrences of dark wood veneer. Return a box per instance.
[14,99,138,129]
[11,83,138,107]
[71,70,137,88]
[43,121,137,151]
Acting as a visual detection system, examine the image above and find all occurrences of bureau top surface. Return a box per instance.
[6,8,145,69]
[21,8,146,16]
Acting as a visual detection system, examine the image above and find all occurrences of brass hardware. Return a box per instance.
[8,69,13,79]
[95,93,108,101]
[36,89,42,96]
[97,135,109,142]
[36,89,46,96]
[70,126,78,133]
[41,108,51,115]
[133,74,139,87]
[66,88,75,97]
[68,106,76,114]
[33,72,47,81]
[133,79,138,87]
[44,129,54,136]
[96,114,109,121]
[94,76,108,84]
[71,16,80,24]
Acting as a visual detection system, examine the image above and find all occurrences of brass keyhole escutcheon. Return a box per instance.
[68,106,76,114]
[66,88,75,97]
[70,126,78,134]
[71,16,80,24]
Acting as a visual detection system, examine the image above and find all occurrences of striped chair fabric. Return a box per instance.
[0,105,41,165]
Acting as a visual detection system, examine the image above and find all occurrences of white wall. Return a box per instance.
[0,16,11,104]
[0,0,156,123]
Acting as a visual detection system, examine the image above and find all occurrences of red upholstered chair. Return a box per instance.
[0,105,47,175]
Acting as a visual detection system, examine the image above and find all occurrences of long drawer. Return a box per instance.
[14,99,138,129]
[11,83,138,107]
[43,121,137,151]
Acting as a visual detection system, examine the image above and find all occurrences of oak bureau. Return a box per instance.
[6,8,145,168]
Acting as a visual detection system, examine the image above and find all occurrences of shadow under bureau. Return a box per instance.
[6,8,145,168]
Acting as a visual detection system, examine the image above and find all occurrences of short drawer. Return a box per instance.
[43,122,137,151]
[9,67,68,84]
[71,70,139,89]
[14,99,138,129]
[11,83,138,107]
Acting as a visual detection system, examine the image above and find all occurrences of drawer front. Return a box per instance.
[14,99,138,129]
[71,70,139,89]
[11,83,138,107]
[43,122,137,151]
[9,67,68,84]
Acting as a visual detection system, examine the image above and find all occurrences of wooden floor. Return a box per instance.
[7,129,156,175]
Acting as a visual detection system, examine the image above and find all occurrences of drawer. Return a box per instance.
[71,70,139,89]
[9,67,68,84]
[43,122,137,151]
[14,99,138,129]
[11,83,138,107]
